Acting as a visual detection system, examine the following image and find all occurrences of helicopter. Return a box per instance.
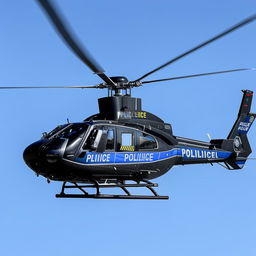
[2,0,256,199]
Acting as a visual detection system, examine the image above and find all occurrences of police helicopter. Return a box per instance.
[2,0,256,199]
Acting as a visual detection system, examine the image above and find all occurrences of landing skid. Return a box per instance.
[56,179,169,200]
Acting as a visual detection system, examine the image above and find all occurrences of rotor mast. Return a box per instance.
[107,77,133,96]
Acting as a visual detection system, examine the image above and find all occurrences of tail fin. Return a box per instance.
[211,90,256,169]
[226,90,255,169]
[227,90,255,139]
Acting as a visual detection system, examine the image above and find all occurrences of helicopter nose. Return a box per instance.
[23,140,45,170]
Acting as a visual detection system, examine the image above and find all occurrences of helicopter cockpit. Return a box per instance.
[45,122,160,157]
[44,123,90,157]
[24,121,160,173]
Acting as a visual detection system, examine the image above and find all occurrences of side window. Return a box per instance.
[138,132,157,150]
[83,128,101,151]
[106,128,115,151]
[120,132,134,151]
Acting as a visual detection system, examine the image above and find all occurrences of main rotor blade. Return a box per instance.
[0,85,103,89]
[136,14,256,81]
[36,0,115,86]
[141,68,255,84]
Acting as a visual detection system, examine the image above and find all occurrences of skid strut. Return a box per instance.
[56,179,169,200]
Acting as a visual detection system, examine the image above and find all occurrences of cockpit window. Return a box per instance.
[59,124,88,140]
[83,128,99,150]
[106,129,115,150]
[45,124,69,138]
[47,124,88,141]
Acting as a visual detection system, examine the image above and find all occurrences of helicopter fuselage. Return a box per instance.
[23,120,232,183]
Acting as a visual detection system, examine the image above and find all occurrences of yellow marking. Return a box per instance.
[135,112,147,119]
[120,145,135,151]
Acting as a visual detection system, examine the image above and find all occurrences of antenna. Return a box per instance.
[207,133,212,141]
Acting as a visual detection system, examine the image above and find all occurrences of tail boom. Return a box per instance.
[175,90,255,169]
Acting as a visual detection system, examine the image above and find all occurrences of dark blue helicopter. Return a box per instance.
[3,0,256,199]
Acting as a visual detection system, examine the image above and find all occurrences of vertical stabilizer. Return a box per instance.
[225,90,256,169]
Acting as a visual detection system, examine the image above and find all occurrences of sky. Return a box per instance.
[0,0,256,255]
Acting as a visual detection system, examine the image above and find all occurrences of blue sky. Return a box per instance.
[0,0,256,255]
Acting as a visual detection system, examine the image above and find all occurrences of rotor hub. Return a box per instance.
[107,76,141,92]
[110,76,128,84]
[107,77,128,96]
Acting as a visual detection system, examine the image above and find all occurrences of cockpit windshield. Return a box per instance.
[45,124,69,139]
[58,124,88,140]
[46,123,88,140]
